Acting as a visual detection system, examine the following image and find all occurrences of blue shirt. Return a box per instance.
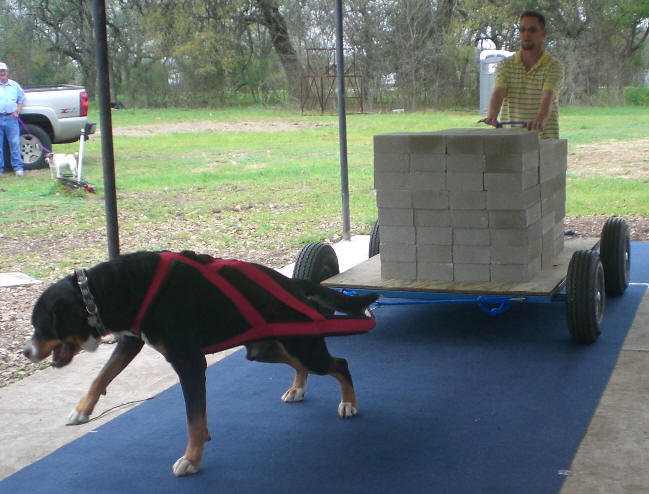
[0,79,25,114]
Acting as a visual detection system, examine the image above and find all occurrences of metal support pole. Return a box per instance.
[335,0,351,240]
[93,0,120,259]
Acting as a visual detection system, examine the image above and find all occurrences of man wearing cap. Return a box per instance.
[0,62,26,176]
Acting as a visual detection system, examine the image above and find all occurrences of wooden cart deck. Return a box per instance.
[323,237,598,297]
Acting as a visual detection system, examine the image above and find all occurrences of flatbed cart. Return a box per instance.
[292,217,631,344]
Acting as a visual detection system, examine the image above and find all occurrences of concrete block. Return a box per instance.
[451,210,489,228]
[488,204,541,228]
[485,150,538,173]
[380,225,416,244]
[415,209,451,227]
[542,229,558,269]
[376,189,412,208]
[449,191,486,210]
[487,185,540,210]
[381,261,416,280]
[491,240,541,264]
[407,172,446,191]
[447,172,484,191]
[453,245,490,264]
[541,211,555,234]
[374,152,409,173]
[417,244,453,263]
[374,171,409,189]
[380,242,416,262]
[454,228,491,246]
[412,190,449,210]
[417,226,453,245]
[484,167,539,191]
[454,263,491,282]
[539,158,560,183]
[553,189,566,219]
[541,195,554,215]
[378,207,414,226]
[408,134,447,154]
[411,153,446,172]
[446,154,486,173]
[417,262,454,281]
[540,175,563,199]
[446,134,484,155]
[483,130,539,154]
[491,221,542,247]
[374,134,411,153]
[539,138,567,164]
[490,257,541,282]
[555,228,565,253]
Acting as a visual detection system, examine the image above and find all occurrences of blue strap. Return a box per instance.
[476,296,513,316]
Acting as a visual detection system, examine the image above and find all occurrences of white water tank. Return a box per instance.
[479,50,514,114]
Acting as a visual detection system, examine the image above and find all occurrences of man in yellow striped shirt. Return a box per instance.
[483,11,563,139]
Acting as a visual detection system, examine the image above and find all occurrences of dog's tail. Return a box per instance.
[302,282,378,316]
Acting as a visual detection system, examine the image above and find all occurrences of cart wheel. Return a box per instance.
[369,219,380,257]
[566,250,605,344]
[293,242,339,283]
[600,217,630,296]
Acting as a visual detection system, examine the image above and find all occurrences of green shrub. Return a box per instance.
[624,87,649,106]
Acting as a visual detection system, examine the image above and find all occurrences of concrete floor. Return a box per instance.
[1,236,648,492]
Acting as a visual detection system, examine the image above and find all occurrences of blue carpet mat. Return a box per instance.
[2,243,648,494]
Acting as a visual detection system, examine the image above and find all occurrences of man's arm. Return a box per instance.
[527,89,554,131]
[482,86,506,126]
[13,84,25,116]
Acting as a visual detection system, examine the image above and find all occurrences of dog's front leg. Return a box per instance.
[67,337,144,425]
[169,352,210,477]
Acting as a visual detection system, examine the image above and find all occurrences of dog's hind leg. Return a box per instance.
[245,341,308,402]
[282,338,358,418]
[169,351,210,477]
[67,336,144,425]
[281,366,308,403]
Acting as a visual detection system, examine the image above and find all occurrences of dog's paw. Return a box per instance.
[66,409,89,425]
[172,456,200,477]
[338,402,357,418]
[281,387,306,403]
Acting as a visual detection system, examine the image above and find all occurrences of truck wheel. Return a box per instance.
[369,219,380,257]
[566,250,605,344]
[20,124,51,170]
[599,217,630,296]
[293,242,339,283]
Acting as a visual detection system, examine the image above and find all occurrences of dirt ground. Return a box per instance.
[569,138,649,179]
[2,130,648,387]
[107,119,334,137]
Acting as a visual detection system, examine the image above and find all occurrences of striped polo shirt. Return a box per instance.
[494,51,563,139]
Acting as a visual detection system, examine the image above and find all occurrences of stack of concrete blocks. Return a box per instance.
[374,129,567,282]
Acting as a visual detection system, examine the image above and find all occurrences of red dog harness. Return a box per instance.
[131,252,375,353]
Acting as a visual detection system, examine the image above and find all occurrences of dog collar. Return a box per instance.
[75,269,109,337]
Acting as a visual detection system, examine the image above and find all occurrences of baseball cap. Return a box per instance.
[0,63,7,71]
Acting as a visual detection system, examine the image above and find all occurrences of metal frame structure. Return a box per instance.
[300,48,364,114]
[93,0,354,255]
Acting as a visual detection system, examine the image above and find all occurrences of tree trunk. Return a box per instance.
[254,0,303,101]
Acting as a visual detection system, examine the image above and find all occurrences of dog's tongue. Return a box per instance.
[52,343,75,368]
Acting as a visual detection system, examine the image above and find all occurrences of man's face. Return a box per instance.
[518,16,546,51]
[0,69,8,83]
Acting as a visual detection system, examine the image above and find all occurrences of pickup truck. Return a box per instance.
[5,85,96,170]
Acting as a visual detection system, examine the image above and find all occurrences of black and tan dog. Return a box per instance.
[23,250,377,477]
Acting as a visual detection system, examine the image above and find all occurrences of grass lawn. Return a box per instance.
[1,106,647,280]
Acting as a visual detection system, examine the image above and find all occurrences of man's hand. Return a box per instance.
[527,118,545,131]
[478,116,499,127]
